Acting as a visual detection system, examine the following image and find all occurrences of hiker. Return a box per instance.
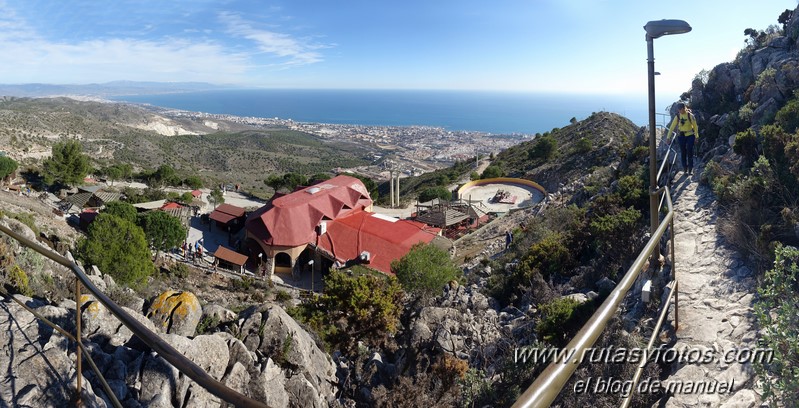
[667,102,700,175]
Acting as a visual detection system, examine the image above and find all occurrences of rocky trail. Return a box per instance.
[661,162,761,407]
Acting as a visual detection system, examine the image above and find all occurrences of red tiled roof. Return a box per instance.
[209,203,246,224]
[315,211,441,274]
[191,189,202,198]
[246,175,372,247]
[160,202,183,210]
[213,246,248,266]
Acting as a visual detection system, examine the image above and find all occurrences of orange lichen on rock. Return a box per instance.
[146,290,202,336]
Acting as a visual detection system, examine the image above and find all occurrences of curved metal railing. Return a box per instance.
[0,221,269,408]
[512,136,680,408]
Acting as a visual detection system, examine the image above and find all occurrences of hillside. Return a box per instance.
[0,97,372,193]
[380,111,644,206]
[496,111,643,192]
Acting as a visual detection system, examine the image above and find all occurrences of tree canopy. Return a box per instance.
[77,213,154,287]
[208,188,225,209]
[139,210,187,257]
[42,140,91,187]
[103,201,138,224]
[0,156,18,181]
[419,186,452,202]
[265,172,308,193]
[293,267,404,352]
[391,242,462,298]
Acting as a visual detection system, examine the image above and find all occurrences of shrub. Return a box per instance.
[196,314,221,335]
[575,137,592,153]
[392,242,462,298]
[733,129,759,166]
[754,244,799,405]
[617,174,647,210]
[296,268,404,351]
[481,165,504,179]
[170,262,190,279]
[521,232,574,281]
[536,296,593,347]
[419,186,453,202]
[775,97,799,133]
[5,265,33,296]
[529,135,557,161]
[275,289,292,302]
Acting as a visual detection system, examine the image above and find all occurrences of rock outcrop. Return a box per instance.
[146,290,202,337]
[0,293,341,407]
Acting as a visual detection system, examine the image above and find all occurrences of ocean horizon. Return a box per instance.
[111,89,665,135]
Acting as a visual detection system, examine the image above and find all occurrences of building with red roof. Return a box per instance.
[245,174,446,279]
[209,203,246,231]
[315,212,440,274]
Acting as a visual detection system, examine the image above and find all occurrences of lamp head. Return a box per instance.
[644,19,691,39]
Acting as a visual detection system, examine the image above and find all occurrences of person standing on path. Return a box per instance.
[667,102,700,175]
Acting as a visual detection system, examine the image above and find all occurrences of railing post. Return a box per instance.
[674,280,679,331]
[75,277,82,403]
[671,215,678,332]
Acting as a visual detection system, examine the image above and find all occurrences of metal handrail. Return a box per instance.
[619,279,678,408]
[0,284,124,408]
[512,188,676,408]
[0,221,269,408]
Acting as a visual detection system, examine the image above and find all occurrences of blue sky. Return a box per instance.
[0,0,796,100]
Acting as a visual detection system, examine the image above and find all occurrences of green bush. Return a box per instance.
[536,296,593,347]
[170,262,190,279]
[196,314,221,335]
[521,232,574,281]
[481,165,504,179]
[589,205,641,256]
[295,268,404,351]
[391,242,462,297]
[0,156,18,180]
[419,186,453,202]
[575,137,592,153]
[775,97,799,133]
[617,174,647,210]
[77,214,154,288]
[5,265,32,296]
[528,135,557,161]
[754,244,799,405]
[733,129,759,166]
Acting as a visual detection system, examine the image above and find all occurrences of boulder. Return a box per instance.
[202,304,237,325]
[146,290,202,336]
[236,304,337,406]
[81,294,158,347]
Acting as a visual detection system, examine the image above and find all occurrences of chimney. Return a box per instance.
[318,221,327,235]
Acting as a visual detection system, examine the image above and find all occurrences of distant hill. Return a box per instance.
[0,96,371,193]
[495,111,643,192]
[385,111,645,205]
[0,81,231,98]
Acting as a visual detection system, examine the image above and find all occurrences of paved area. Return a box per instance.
[661,164,761,407]
[458,182,544,212]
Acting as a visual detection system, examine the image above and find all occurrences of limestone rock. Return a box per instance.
[146,290,202,336]
[202,303,237,325]
[236,304,337,406]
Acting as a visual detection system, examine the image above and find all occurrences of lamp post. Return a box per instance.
[644,20,691,247]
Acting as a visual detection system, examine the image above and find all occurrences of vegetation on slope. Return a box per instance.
[682,7,799,405]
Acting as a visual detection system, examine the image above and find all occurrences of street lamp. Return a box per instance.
[645,20,691,245]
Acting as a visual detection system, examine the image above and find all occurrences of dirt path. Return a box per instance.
[661,164,760,407]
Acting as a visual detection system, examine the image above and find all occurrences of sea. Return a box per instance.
[111,89,654,135]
